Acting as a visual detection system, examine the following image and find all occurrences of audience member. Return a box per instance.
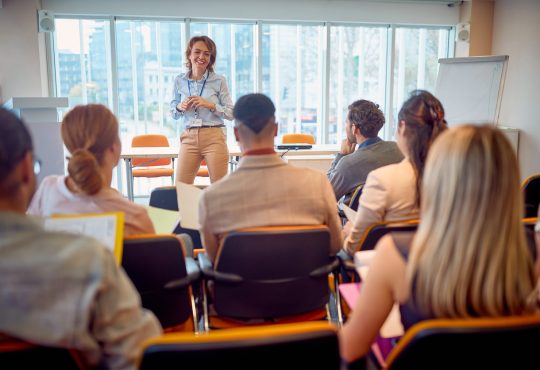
[327,100,403,203]
[27,104,155,235]
[0,107,161,370]
[199,93,343,262]
[343,90,446,255]
[339,125,537,362]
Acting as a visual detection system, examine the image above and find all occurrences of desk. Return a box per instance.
[121,147,178,201]
[121,144,339,200]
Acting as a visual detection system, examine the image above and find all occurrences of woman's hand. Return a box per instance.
[177,98,191,112]
[187,96,216,110]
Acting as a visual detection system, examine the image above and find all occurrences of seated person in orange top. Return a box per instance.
[0,107,161,370]
[199,93,343,262]
[339,125,537,363]
[27,104,155,235]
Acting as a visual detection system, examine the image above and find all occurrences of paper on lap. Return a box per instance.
[341,204,357,222]
[145,206,180,234]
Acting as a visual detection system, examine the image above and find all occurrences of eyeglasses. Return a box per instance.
[33,157,42,176]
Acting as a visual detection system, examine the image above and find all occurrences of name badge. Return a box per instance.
[190,119,203,127]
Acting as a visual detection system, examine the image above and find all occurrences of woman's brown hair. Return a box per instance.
[398,90,447,207]
[184,35,217,72]
[61,104,119,195]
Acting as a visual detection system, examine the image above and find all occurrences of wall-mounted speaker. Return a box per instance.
[456,23,470,43]
[37,10,55,33]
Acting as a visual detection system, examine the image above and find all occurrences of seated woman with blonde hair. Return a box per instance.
[340,125,537,363]
[28,104,155,236]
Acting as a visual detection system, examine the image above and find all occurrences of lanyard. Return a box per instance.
[188,73,208,97]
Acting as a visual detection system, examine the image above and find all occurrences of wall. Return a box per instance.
[469,0,494,56]
[492,0,540,180]
[42,0,459,24]
[0,0,46,103]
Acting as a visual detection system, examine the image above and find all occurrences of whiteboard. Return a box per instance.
[435,55,508,126]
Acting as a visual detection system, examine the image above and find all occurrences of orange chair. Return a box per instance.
[130,135,175,199]
[197,159,209,177]
[282,133,316,144]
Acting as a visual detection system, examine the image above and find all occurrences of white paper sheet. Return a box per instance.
[176,181,203,230]
[341,203,357,222]
[145,206,180,234]
[44,214,118,252]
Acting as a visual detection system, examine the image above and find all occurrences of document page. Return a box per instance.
[44,212,124,264]
[176,181,203,230]
[341,204,357,222]
[145,206,180,234]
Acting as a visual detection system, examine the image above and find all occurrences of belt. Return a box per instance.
[187,124,225,129]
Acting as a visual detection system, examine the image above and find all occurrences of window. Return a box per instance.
[53,18,112,107]
[261,23,324,143]
[328,25,388,144]
[392,26,451,135]
[51,18,452,146]
[115,20,185,143]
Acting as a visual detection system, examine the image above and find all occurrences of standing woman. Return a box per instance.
[170,36,234,184]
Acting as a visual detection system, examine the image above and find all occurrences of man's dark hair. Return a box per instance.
[233,93,275,134]
[347,100,385,138]
[0,107,33,179]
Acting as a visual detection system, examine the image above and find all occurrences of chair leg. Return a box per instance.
[201,280,210,332]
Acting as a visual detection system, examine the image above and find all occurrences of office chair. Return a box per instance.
[337,220,419,285]
[0,338,84,370]
[282,133,316,144]
[122,234,200,332]
[198,225,341,329]
[348,184,364,212]
[383,315,540,370]
[130,134,175,197]
[148,186,203,249]
[138,321,341,370]
[522,174,540,217]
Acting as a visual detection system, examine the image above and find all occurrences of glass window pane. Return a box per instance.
[328,25,388,144]
[392,27,450,135]
[115,20,185,144]
[261,24,323,143]
[54,18,112,107]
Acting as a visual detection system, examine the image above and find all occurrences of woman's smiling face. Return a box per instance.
[189,41,211,71]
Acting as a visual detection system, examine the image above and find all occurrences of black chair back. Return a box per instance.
[149,186,203,248]
[0,341,83,370]
[213,226,334,319]
[139,322,340,370]
[122,235,196,329]
[523,175,540,217]
[385,315,540,370]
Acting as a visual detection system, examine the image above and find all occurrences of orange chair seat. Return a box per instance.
[133,167,174,178]
[197,167,209,177]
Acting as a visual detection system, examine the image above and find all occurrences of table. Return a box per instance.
[120,144,340,201]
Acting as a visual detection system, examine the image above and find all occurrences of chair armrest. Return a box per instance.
[310,257,341,278]
[198,252,243,283]
[176,233,194,257]
[337,249,356,272]
[163,257,200,290]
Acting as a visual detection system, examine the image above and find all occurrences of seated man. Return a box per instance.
[327,100,403,204]
[0,107,161,370]
[199,93,343,262]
